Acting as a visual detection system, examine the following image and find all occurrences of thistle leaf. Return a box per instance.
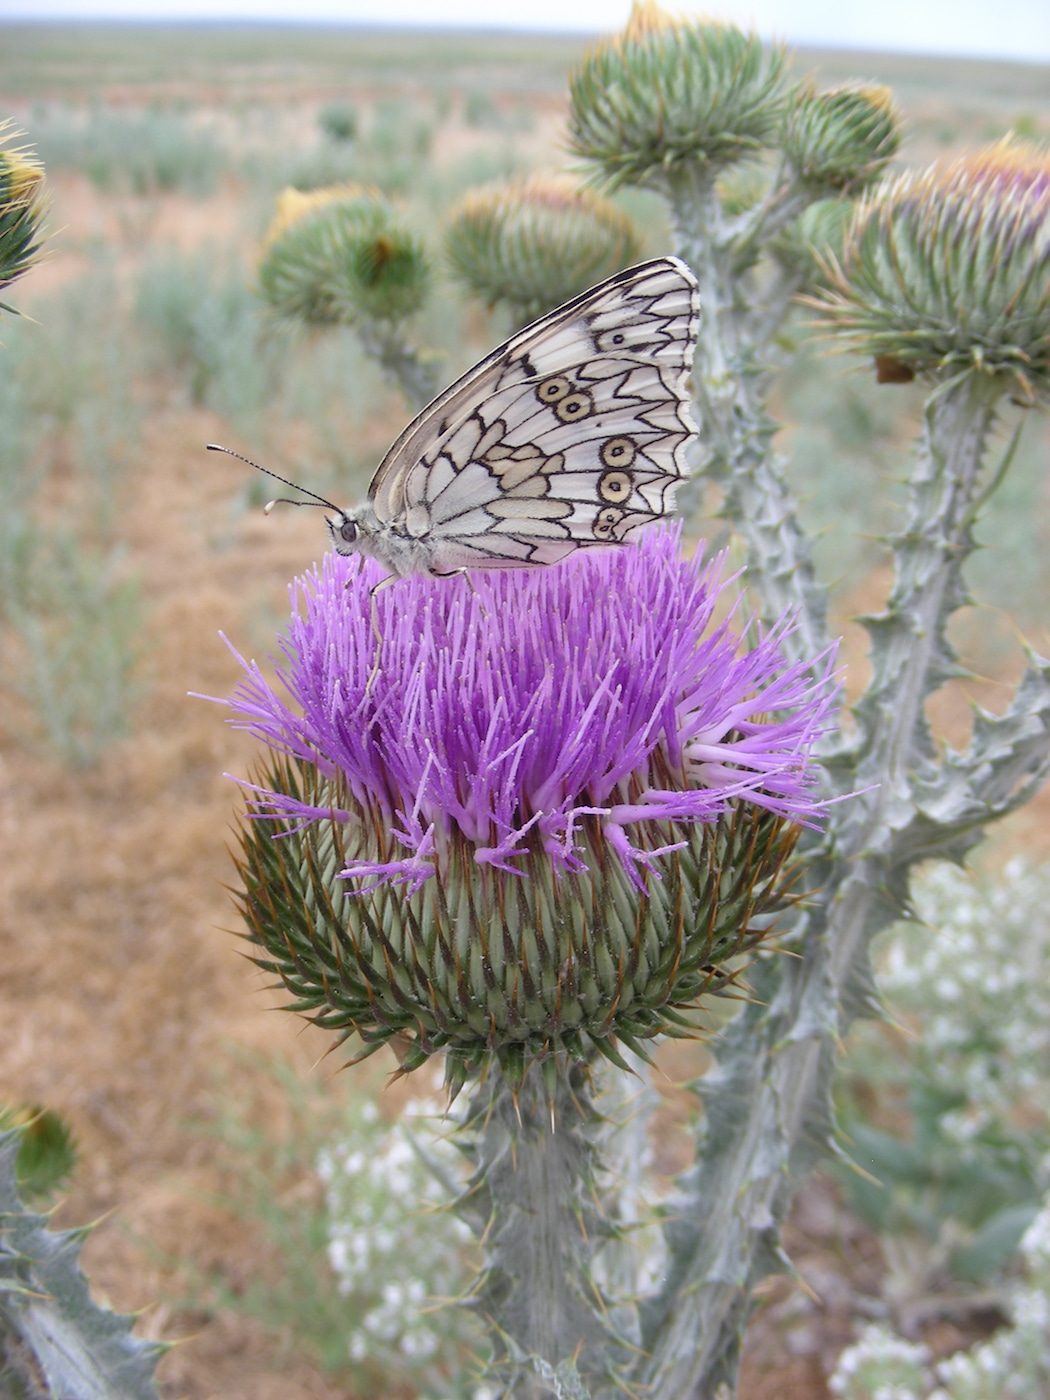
[0,1129,165,1400]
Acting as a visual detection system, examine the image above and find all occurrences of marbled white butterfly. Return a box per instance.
[211,257,699,576]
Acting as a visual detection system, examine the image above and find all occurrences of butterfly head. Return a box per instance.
[327,504,380,559]
[328,510,357,554]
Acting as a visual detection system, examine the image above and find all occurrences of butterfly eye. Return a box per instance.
[536,376,572,404]
[553,390,593,424]
[593,506,625,539]
[600,437,637,468]
[598,470,633,504]
[340,520,359,544]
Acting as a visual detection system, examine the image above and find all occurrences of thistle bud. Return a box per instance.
[444,174,640,325]
[0,124,47,306]
[806,139,1050,394]
[783,82,901,193]
[567,1,787,189]
[258,183,428,327]
[221,529,837,1095]
[772,197,854,291]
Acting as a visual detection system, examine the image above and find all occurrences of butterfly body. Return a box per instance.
[328,501,455,578]
[328,257,701,578]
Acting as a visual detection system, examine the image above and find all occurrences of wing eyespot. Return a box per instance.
[536,376,572,404]
[598,470,633,504]
[553,390,594,424]
[593,506,625,539]
[600,437,637,469]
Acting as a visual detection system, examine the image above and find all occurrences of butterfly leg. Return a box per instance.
[365,573,399,696]
[432,567,488,617]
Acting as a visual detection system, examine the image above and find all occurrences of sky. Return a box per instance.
[2,0,1050,64]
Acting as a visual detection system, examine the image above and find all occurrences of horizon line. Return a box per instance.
[1,14,1049,65]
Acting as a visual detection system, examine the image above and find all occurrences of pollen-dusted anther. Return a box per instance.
[222,526,839,1092]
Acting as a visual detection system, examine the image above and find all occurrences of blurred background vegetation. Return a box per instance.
[0,22,1048,1400]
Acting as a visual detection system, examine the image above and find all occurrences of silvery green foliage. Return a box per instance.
[829,1325,932,1400]
[0,1129,164,1400]
[318,1094,484,1397]
[929,1203,1050,1400]
[835,860,1050,1307]
[320,1076,674,1400]
[829,1197,1050,1400]
[878,861,1050,1147]
[631,293,1050,1399]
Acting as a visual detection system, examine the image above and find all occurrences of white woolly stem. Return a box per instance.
[456,1058,627,1400]
[666,165,830,667]
[355,318,438,410]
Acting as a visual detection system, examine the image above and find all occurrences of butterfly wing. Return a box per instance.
[368,257,699,572]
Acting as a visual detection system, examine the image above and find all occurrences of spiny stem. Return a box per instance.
[355,318,439,411]
[667,166,829,668]
[456,1058,627,1400]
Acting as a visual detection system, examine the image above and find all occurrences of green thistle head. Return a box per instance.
[783,82,901,193]
[258,183,428,327]
[237,757,800,1096]
[806,138,1050,397]
[567,1,787,190]
[0,123,47,312]
[444,174,640,325]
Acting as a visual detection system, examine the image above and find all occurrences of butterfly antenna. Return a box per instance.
[206,442,339,512]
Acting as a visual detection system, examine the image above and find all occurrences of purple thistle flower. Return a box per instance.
[227,527,834,882]
[223,526,838,1088]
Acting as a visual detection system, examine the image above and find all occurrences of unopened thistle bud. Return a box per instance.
[783,82,901,193]
[258,183,428,327]
[806,139,1050,396]
[444,174,640,325]
[0,123,47,308]
[772,197,854,291]
[568,1,787,189]
[220,529,837,1095]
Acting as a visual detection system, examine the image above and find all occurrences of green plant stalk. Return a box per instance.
[634,369,1050,1397]
[665,163,828,663]
[456,1057,628,1399]
[355,318,438,411]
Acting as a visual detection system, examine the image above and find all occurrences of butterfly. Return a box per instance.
[210,257,699,577]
